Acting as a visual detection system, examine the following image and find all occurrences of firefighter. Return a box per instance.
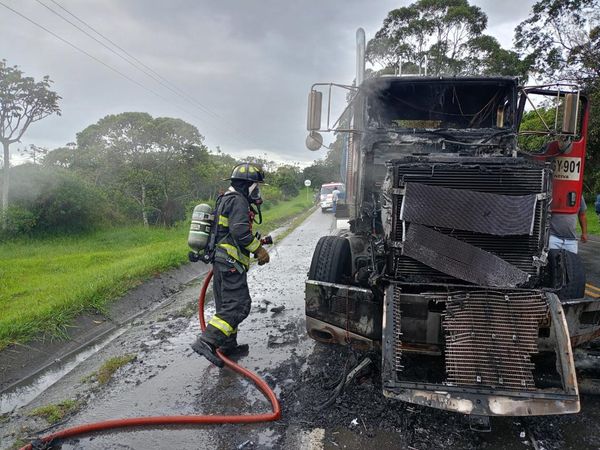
[191,163,270,367]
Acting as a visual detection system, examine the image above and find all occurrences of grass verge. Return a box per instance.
[91,354,137,385]
[0,193,313,349]
[29,399,80,424]
[584,208,600,235]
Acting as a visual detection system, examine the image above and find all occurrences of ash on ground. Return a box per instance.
[265,343,600,450]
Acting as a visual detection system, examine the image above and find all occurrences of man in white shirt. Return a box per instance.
[549,196,588,254]
[331,187,341,214]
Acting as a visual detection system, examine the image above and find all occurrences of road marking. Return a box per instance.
[586,283,600,293]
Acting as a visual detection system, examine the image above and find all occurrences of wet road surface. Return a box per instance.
[3,210,600,449]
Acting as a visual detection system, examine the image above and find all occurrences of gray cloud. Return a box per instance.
[2,0,535,164]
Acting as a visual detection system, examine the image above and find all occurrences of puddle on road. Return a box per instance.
[0,327,127,414]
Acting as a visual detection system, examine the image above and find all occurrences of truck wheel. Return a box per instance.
[547,249,586,300]
[308,236,352,283]
[557,250,586,300]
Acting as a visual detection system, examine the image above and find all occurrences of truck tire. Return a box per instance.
[557,250,586,300]
[546,249,586,300]
[308,236,351,283]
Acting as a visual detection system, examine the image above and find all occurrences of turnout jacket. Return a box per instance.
[213,188,260,271]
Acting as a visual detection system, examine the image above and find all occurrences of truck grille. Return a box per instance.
[393,286,404,372]
[442,290,548,390]
[390,286,548,391]
[388,158,550,283]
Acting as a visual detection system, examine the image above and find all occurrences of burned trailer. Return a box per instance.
[303,28,600,420]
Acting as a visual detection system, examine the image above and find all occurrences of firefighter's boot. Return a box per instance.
[191,337,224,368]
[220,343,250,357]
[219,334,249,357]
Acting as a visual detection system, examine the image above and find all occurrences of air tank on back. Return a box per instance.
[188,203,214,253]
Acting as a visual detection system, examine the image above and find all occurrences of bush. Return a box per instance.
[1,165,117,236]
[33,176,109,233]
[0,206,37,236]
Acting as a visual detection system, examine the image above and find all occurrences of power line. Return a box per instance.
[43,0,224,121]
[41,0,258,148]
[0,1,248,148]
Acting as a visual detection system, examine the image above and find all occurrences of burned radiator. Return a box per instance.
[389,286,549,391]
[386,157,551,285]
[442,290,548,390]
[392,286,404,372]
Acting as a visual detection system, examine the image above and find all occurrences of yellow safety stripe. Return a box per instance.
[245,237,260,253]
[218,215,229,227]
[208,315,235,336]
[218,243,250,267]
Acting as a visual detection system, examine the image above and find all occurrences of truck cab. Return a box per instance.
[303,29,600,422]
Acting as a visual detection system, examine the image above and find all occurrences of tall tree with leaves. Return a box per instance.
[76,113,208,226]
[515,0,600,82]
[0,60,61,222]
[367,0,489,75]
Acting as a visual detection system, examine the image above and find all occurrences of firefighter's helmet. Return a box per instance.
[229,163,265,183]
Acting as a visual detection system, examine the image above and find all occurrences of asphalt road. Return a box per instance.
[3,210,600,449]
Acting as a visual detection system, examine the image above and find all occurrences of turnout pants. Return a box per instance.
[202,261,252,348]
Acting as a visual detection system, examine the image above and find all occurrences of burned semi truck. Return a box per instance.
[304,29,600,421]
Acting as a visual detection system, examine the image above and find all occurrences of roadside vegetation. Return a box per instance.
[29,399,80,424]
[0,69,337,350]
[584,208,600,236]
[0,192,313,349]
[94,354,137,385]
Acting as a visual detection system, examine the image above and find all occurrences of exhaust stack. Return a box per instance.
[356,28,365,87]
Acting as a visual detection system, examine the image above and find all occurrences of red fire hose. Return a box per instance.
[20,269,281,450]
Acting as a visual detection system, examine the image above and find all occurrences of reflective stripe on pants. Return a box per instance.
[202,262,252,346]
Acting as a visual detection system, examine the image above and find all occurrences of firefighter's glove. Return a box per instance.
[255,246,270,265]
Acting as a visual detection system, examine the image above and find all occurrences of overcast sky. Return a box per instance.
[1,0,536,165]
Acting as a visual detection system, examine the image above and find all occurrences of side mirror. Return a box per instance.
[305,131,323,151]
[307,90,322,131]
[562,93,578,134]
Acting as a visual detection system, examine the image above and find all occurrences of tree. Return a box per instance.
[515,0,600,82]
[271,165,301,198]
[76,113,208,226]
[19,144,48,165]
[0,60,61,223]
[465,35,533,79]
[367,0,488,75]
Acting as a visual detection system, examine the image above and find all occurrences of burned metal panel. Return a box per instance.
[545,293,579,396]
[382,284,581,416]
[403,224,530,287]
[539,297,600,351]
[305,280,381,340]
[382,387,580,416]
[401,182,537,236]
[305,316,376,349]
[443,290,547,390]
[385,157,551,283]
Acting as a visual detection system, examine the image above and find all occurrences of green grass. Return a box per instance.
[0,193,313,349]
[94,354,136,384]
[29,399,80,424]
[584,208,600,235]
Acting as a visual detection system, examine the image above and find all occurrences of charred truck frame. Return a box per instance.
[304,29,600,423]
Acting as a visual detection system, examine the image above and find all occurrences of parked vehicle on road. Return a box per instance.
[319,182,345,213]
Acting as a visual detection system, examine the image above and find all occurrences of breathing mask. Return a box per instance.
[248,182,263,223]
